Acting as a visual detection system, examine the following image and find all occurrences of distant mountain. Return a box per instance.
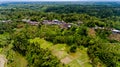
[0,1,120,7]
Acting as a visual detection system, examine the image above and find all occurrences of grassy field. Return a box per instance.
[6,50,28,67]
[30,38,93,67]
[29,38,53,49]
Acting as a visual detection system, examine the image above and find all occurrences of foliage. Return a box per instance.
[12,30,63,67]
[70,45,77,53]
[26,43,63,67]
[45,5,120,18]
[0,2,120,67]
[88,43,120,67]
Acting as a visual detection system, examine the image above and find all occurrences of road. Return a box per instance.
[0,55,7,67]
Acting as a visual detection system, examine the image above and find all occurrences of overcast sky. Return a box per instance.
[0,0,120,2]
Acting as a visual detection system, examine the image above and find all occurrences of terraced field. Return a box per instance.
[0,35,92,67]
[30,38,92,67]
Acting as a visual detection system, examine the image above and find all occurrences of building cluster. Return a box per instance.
[0,20,11,23]
[42,20,71,29]
[22,19,39,25]
[93,26,120,34]
[22,19,72,29]
[22,19,120,34]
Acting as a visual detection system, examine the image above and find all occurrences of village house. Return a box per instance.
[28,21,39,26]
[93,26,120,34]
[77,21,83,25]
[0,20,11,23]
[22,19,30,23]
[112,29,120,34]
[60,23,71,29]
[94,26,105,30]
[22,19,39,25]
[42,19,64,25]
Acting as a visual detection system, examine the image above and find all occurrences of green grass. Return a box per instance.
[50,44,68,59]
[83,63,93,67]
[29,38,53,49]
[7,50,28,67]
[68,60,81,67]
[48,40,92,67]
[49,44,67,51]
[0,48,2,53]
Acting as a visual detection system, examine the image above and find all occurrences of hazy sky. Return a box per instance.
[0,0,120,2]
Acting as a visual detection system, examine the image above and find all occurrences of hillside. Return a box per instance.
[0,1,120,67]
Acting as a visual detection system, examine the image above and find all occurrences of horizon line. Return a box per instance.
[1,0,120,2]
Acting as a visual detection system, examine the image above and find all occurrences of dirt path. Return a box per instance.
[61,56,72,64]
[0,55,7,67]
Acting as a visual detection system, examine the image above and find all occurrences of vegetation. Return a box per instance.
[0,1,120,67]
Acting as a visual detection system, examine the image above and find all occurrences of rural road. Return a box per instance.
[0,55,7,67]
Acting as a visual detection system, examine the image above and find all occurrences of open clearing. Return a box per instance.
[30,38,92,67]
